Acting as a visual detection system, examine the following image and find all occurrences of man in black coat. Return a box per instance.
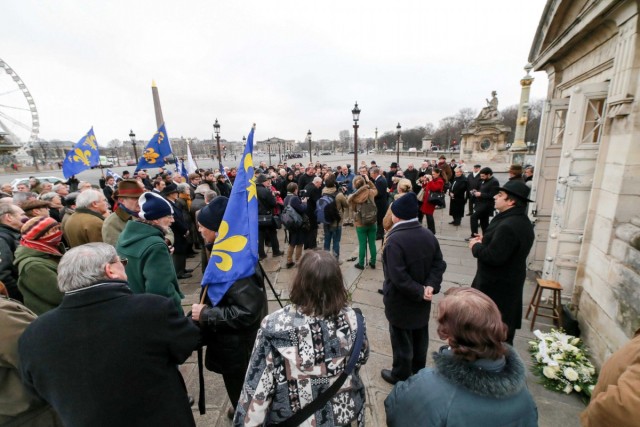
[381,192,447,384]
[370,167,388,240]
[469,181,535,345]
[18,243,200,427]
[0,204,27,301]
[256,174,283,258]
[466,164,482,215]
[467,167,499,240]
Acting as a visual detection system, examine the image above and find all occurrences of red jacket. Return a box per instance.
[420,177,445,215]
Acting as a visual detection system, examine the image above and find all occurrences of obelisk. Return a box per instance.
[151,80,165,128]
[510,64,534,153]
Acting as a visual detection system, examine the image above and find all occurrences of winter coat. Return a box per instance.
[403,168,420,194]
[347,182,377,227]
[14,246,63,315]
[474,176,500,216]
[437,161,453,181]
[116,220,184,313]
[62,208,104,247]
[448,174,468,218]
[283,193,307,246]
[170,199,191,254]
[0,297,62,426]
[0,224,21,299]
[198,269,268,375]
[336,171,355,194]
[467,171,481,195]
[385,346,538,427]
[581,331,640,427]
[382,220,446,329]
[320,186,348,229]
[234,305,369,427]
[471,206,534,330]
[101,207,133,246]
[373,174,388,212]
[18,282,200,427]
[420,176,445,215]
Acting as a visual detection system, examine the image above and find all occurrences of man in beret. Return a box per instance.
[468,180,534,345]
[102,180,145,246]
[191,197,268,419]
[380,192,447,385]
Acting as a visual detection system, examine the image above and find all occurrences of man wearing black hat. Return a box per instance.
[191,197,268,419]
[468,180,534,345]
[380,192,447,385]
[466,167,499,240]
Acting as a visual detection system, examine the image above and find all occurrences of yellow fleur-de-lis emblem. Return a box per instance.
[210,221,248,271]
[157,131,165,144]
[245,153,257,201]
[143,148,160,164]
[83,134,97,151]
[72,148,92,166]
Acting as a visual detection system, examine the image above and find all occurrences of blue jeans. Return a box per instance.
[323,224,342,258]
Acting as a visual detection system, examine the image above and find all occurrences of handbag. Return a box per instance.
[268,308,365,427]
[272,215,282,229]
[428,191,445,207]
[416,188,425,202]
[258,214,273,227]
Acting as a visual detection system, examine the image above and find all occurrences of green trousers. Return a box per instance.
[356,224,377,267]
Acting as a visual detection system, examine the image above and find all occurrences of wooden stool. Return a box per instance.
[525,279,563,331]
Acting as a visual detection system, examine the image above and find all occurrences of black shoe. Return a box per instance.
[188,395,195,407]
[464,236,473,242]
[184,268,194,273]
[381,369,399,385]
[354,263,364,270]
[448,221,456,224]
[369,263,375,269]
[227,407,235,420]
[377,289,383,295]
[177,273,193,279]
[467,213,473,216]
[186,254,196,259]
[286,261,295,269]
[272,251,284,257]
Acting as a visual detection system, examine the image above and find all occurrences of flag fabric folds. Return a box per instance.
[106,169,122,181]
[180,160,188,181]
[186,143,198,174]
[62,127,100,179]
[135,123,172,171]
[201,126,258,305]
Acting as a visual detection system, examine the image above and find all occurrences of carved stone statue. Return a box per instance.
[477,91,500,121]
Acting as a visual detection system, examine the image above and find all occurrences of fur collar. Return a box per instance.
[433,345,526,397]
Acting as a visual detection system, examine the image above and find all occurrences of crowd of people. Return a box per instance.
[0,155,635,426]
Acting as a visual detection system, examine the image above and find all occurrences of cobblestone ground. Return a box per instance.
[178,207,586,427]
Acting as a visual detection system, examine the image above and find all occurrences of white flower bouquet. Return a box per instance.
[529,329,597,400]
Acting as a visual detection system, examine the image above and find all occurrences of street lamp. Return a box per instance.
[307,130,312,163]
[242,135,246,153]
[129,129,138,161]
[213,119,221,162]
[396,122,402,165]
[352,102,360,168]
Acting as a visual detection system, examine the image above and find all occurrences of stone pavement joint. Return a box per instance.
[179,208,585,426]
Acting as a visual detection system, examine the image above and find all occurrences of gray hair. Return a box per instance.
[204,190,217,204]
[0,203,18,216]
[13,192,36,206]
[53,183,67,193]
[76,189,103,209]
[177,183,189,194]
[58,243,116,292]
[313,177,323,185]
[39,192,59,202]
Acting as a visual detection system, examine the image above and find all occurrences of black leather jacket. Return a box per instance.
[199,268,268,374]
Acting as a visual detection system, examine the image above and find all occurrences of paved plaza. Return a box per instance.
[177,207,585,426]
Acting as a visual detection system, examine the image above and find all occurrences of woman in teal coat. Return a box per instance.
[116,192,184,313]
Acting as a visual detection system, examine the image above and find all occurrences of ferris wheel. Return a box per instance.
[0,57,40,148]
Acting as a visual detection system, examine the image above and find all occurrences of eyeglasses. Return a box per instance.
[110,258,128,267]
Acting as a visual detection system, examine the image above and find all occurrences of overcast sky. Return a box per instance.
[2,0,548,146]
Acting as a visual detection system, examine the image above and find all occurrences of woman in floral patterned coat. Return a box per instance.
[234,250,369,427]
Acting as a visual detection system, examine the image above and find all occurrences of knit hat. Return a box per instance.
[138,192,173,220]
[21,216,60,240]
[20,216,63,256]
[198,196,228,231]
[391,192,419,220]
[114,179,144,199]
[161,183,179,197]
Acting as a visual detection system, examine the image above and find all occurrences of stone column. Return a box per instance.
[510,64,535,153]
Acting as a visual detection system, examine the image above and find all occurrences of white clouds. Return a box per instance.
[1,0,548,144]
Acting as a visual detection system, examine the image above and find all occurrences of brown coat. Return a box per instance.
[62,208,105,248]
[347,182,377,227]
[581,331,640,427]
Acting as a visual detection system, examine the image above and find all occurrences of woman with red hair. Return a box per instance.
[385,287,537,427]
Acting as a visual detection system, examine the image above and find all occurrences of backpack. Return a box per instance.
[281,203,303,230]
[357,197,377,226]
[315,193,340,225]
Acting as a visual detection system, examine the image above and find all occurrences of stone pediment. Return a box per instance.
[528,0,621,68]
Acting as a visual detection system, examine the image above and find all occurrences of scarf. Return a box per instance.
[20,216,64,256]
[21,230,63,256]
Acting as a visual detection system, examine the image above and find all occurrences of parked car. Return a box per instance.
[384,149,394,152]
[320,151,332,156]
[11,176,65,191]
[91,156,113,169]
[126,159,137,166]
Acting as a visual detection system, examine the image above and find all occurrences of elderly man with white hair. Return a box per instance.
[62,189,110,247]
[17,243,200,427]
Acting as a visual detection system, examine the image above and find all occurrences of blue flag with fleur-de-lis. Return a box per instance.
[62,127,100,179]
[135,123,172,171]
[202,125,259,305]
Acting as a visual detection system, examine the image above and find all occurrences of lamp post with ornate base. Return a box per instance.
[352,102,360,168]
[396,122,402,166]
[129,129,138,161]
[213,119,221,163]
[307,130,312,163]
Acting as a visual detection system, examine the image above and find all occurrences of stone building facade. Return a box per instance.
[529,0,640,365]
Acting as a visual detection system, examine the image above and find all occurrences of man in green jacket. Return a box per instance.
[116,192,184,313]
